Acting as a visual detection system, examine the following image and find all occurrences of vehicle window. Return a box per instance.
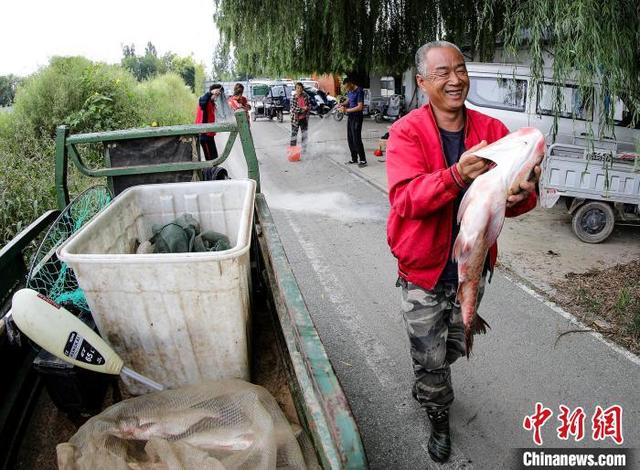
[467,77,527,112]
[271,85,285,97]
[380,76,395,97]
[610,96,640,129]
[251,84,269,97]
[536,82,593,121]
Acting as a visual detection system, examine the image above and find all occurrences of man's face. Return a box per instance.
[416,47,469,113]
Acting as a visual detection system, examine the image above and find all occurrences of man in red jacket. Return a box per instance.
[386,41,540,463]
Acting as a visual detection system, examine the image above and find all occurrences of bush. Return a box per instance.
[0,58,200,248]
[0,146,55,244]
[12,57,141,139]
[136,73,196,126]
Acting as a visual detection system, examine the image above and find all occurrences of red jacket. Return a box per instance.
[195,95,216,137]
[386,104,537,290]
[228,95,248,111]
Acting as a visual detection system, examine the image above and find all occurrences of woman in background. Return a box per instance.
[228,83,251,115]
[289,82,310,154]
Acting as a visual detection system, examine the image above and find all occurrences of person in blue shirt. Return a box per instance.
[338,76,367,167]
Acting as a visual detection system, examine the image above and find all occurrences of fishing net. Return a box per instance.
[215,92,235,122]
[26,185,112,314]
[56,380,319,470]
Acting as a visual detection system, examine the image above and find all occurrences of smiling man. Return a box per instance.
[386,41,539,463]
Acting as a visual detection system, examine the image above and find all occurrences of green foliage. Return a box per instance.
[213,0,494,76]
[0,140,55,244]
[11,56,141,141]
[136,73,196,126]
[0,74,22,107]
[0,56,199,247]
[215,0,639,125]
[212,42,235,81]
[121,42,163,81]
[122,42,207,93]
[161,52,206,93]
[500,0,640,134]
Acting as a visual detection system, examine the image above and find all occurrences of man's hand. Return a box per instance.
[456,140,489,184]
[506,165,541,207]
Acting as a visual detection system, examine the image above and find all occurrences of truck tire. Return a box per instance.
[571,201,615,243]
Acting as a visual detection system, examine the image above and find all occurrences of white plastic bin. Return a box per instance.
[58,180,257,394]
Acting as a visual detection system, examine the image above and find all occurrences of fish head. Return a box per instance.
[473,127,546,177]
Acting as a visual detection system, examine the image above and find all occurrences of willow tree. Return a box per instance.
[214,0,639,128]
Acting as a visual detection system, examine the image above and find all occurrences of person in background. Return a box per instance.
[338,75,367,167]
[289,82,310,153]
[195,83,223,160]
[228,83,251,116]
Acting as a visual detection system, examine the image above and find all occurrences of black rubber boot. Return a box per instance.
[426,406,451,463]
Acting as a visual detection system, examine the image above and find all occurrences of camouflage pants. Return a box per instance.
[399,277,485,409]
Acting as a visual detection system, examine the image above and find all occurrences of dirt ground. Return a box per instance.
[498,203,640,354]
[551,261,640,355]
[498,204,640,293]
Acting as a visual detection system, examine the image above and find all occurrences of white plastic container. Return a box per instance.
[58,180,256,394]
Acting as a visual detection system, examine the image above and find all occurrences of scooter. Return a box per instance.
[372,94,404,123]
[332,96,348,121]
[305,87,335,118]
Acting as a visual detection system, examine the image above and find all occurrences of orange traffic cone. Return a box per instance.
[287,145,301,162]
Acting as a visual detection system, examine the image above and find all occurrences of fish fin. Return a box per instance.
[452,232,472,264]
[473,313,491,335]
[486,200,507,246]
[454,188,486,263]
[457,188,473,224]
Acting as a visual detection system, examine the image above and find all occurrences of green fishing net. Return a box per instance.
[26,185,112,313]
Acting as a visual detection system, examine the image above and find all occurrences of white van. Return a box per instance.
[464,62,639,152]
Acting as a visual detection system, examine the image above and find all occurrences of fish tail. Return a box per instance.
[464,316,491,359]
[464,327,474,359]
[472,313,491,335]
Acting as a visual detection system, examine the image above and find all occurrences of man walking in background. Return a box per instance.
[339,75,367,167]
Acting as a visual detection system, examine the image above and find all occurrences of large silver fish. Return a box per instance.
[453,127,546,356]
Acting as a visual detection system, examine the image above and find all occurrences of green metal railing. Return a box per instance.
[55,110,260,209]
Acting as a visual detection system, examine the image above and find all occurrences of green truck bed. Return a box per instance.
[0,111,366,469]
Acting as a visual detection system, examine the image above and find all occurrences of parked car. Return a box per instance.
[298,78,319,90]
[250,82,286,122]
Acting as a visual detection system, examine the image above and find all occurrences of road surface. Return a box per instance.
[228,117,639,469]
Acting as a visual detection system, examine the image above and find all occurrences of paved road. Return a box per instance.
[227,118,639,469]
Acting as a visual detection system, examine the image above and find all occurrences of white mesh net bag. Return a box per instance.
[57,379,317,470]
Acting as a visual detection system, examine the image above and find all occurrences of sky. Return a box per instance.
[0,0,218,77]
